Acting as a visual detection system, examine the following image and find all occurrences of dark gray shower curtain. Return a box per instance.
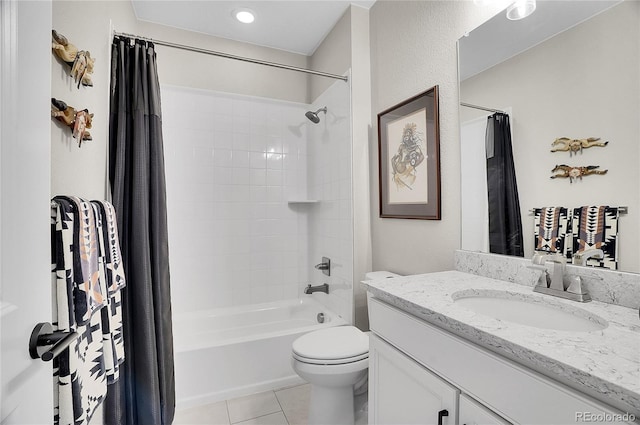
[106,36,175,425]
[486,113,524,257]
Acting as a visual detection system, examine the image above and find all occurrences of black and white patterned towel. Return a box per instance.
[51,197,127,424]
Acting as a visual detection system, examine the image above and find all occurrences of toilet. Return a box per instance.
[291,271,401,425]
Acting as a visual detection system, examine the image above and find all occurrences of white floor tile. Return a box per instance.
[227,391,282,424]
[234,411,289,425]
[275,384,311,425]
[173,401,230,425]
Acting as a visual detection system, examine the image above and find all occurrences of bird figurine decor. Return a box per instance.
[52,30,95,88]
[51,98,93,147]
[550,137,608,156]
[550,164,608,183]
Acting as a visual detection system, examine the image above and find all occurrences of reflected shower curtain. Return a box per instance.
[106,36,175,425]
[486,113,524,256]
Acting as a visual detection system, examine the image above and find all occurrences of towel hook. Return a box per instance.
[29,322,77,362]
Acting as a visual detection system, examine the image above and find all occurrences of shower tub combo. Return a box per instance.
[173,297,346,408]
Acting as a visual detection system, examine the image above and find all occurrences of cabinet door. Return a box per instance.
[459,394,511,425]
[369,334,459,425]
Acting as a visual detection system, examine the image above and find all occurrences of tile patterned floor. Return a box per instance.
[173,384,312,425]
[174,383,368,425]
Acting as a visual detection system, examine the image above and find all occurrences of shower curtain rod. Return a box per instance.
[113,31,349,82]
[460,102,505,114]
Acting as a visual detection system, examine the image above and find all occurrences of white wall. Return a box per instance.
[162,86,311,312]
[460,2,640,272]
[368,1,510,275]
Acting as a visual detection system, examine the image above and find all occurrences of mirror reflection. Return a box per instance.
[458,1,639,273]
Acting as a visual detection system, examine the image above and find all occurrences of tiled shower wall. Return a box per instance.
[306,79,354,322]
[161,85,312,314]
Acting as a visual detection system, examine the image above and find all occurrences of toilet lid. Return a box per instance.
[292,326,369,362]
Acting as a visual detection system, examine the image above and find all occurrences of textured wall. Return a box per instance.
[368,0,509,275]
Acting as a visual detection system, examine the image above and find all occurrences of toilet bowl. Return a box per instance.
[291,326,369,425]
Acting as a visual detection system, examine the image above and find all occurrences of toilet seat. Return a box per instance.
[293,351,368,365]
[292,326,369,365]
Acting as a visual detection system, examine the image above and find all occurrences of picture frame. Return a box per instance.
[378,85,441,220]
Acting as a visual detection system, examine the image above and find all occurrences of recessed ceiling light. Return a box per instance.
[506,0,536,20]
[234,8,255,24]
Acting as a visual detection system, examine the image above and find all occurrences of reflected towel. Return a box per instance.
[533,207,569,255]
[570,206,619,270]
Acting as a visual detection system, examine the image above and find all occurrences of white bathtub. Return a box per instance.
[173,297,347,408]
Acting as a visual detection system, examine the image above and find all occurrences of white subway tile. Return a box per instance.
[214,114,233,133]
[250,186,267,203]
[266,170,282,186]
[266,186,283,203]
[233,99,252,118]
[233,133,250,151]
[164,85,352,311]
[249,152,266,169]
[232,150,250,168]
[232,168,251,185]
[250,134,267,152]
[213,149,233,167]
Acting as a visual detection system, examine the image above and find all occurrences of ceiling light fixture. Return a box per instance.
[506,0,536,20]
[234,8,255,24]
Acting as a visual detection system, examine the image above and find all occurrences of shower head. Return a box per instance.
[305,107,327,124]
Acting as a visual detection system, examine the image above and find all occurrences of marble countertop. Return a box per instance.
[364,271,640,416]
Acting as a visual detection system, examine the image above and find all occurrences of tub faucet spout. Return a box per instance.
[304,283,329,294]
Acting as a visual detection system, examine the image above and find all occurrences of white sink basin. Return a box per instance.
[452,290,608,332]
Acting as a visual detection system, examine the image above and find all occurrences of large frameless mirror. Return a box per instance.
[458,1,639,272]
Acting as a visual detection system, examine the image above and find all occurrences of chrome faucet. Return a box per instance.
[573,249,604,266]
[304,283,329,294]
[548,253,566,291]
[529,252,591,302]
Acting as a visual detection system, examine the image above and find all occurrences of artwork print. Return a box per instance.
[386,108,429,204]
[377,85,440,220]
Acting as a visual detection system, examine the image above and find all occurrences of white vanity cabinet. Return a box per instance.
[369,333,458,425]
[459,394,511,425]
[368,297,632,425]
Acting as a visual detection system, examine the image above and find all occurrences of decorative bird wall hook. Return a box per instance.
[550,164,608,183]
[550,137,609,156]
[52,30,95,88]
[51,98,93,147]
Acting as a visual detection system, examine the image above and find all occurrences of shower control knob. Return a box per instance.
[314,257,330,276]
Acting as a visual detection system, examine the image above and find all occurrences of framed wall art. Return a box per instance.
[378,85,441,220]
